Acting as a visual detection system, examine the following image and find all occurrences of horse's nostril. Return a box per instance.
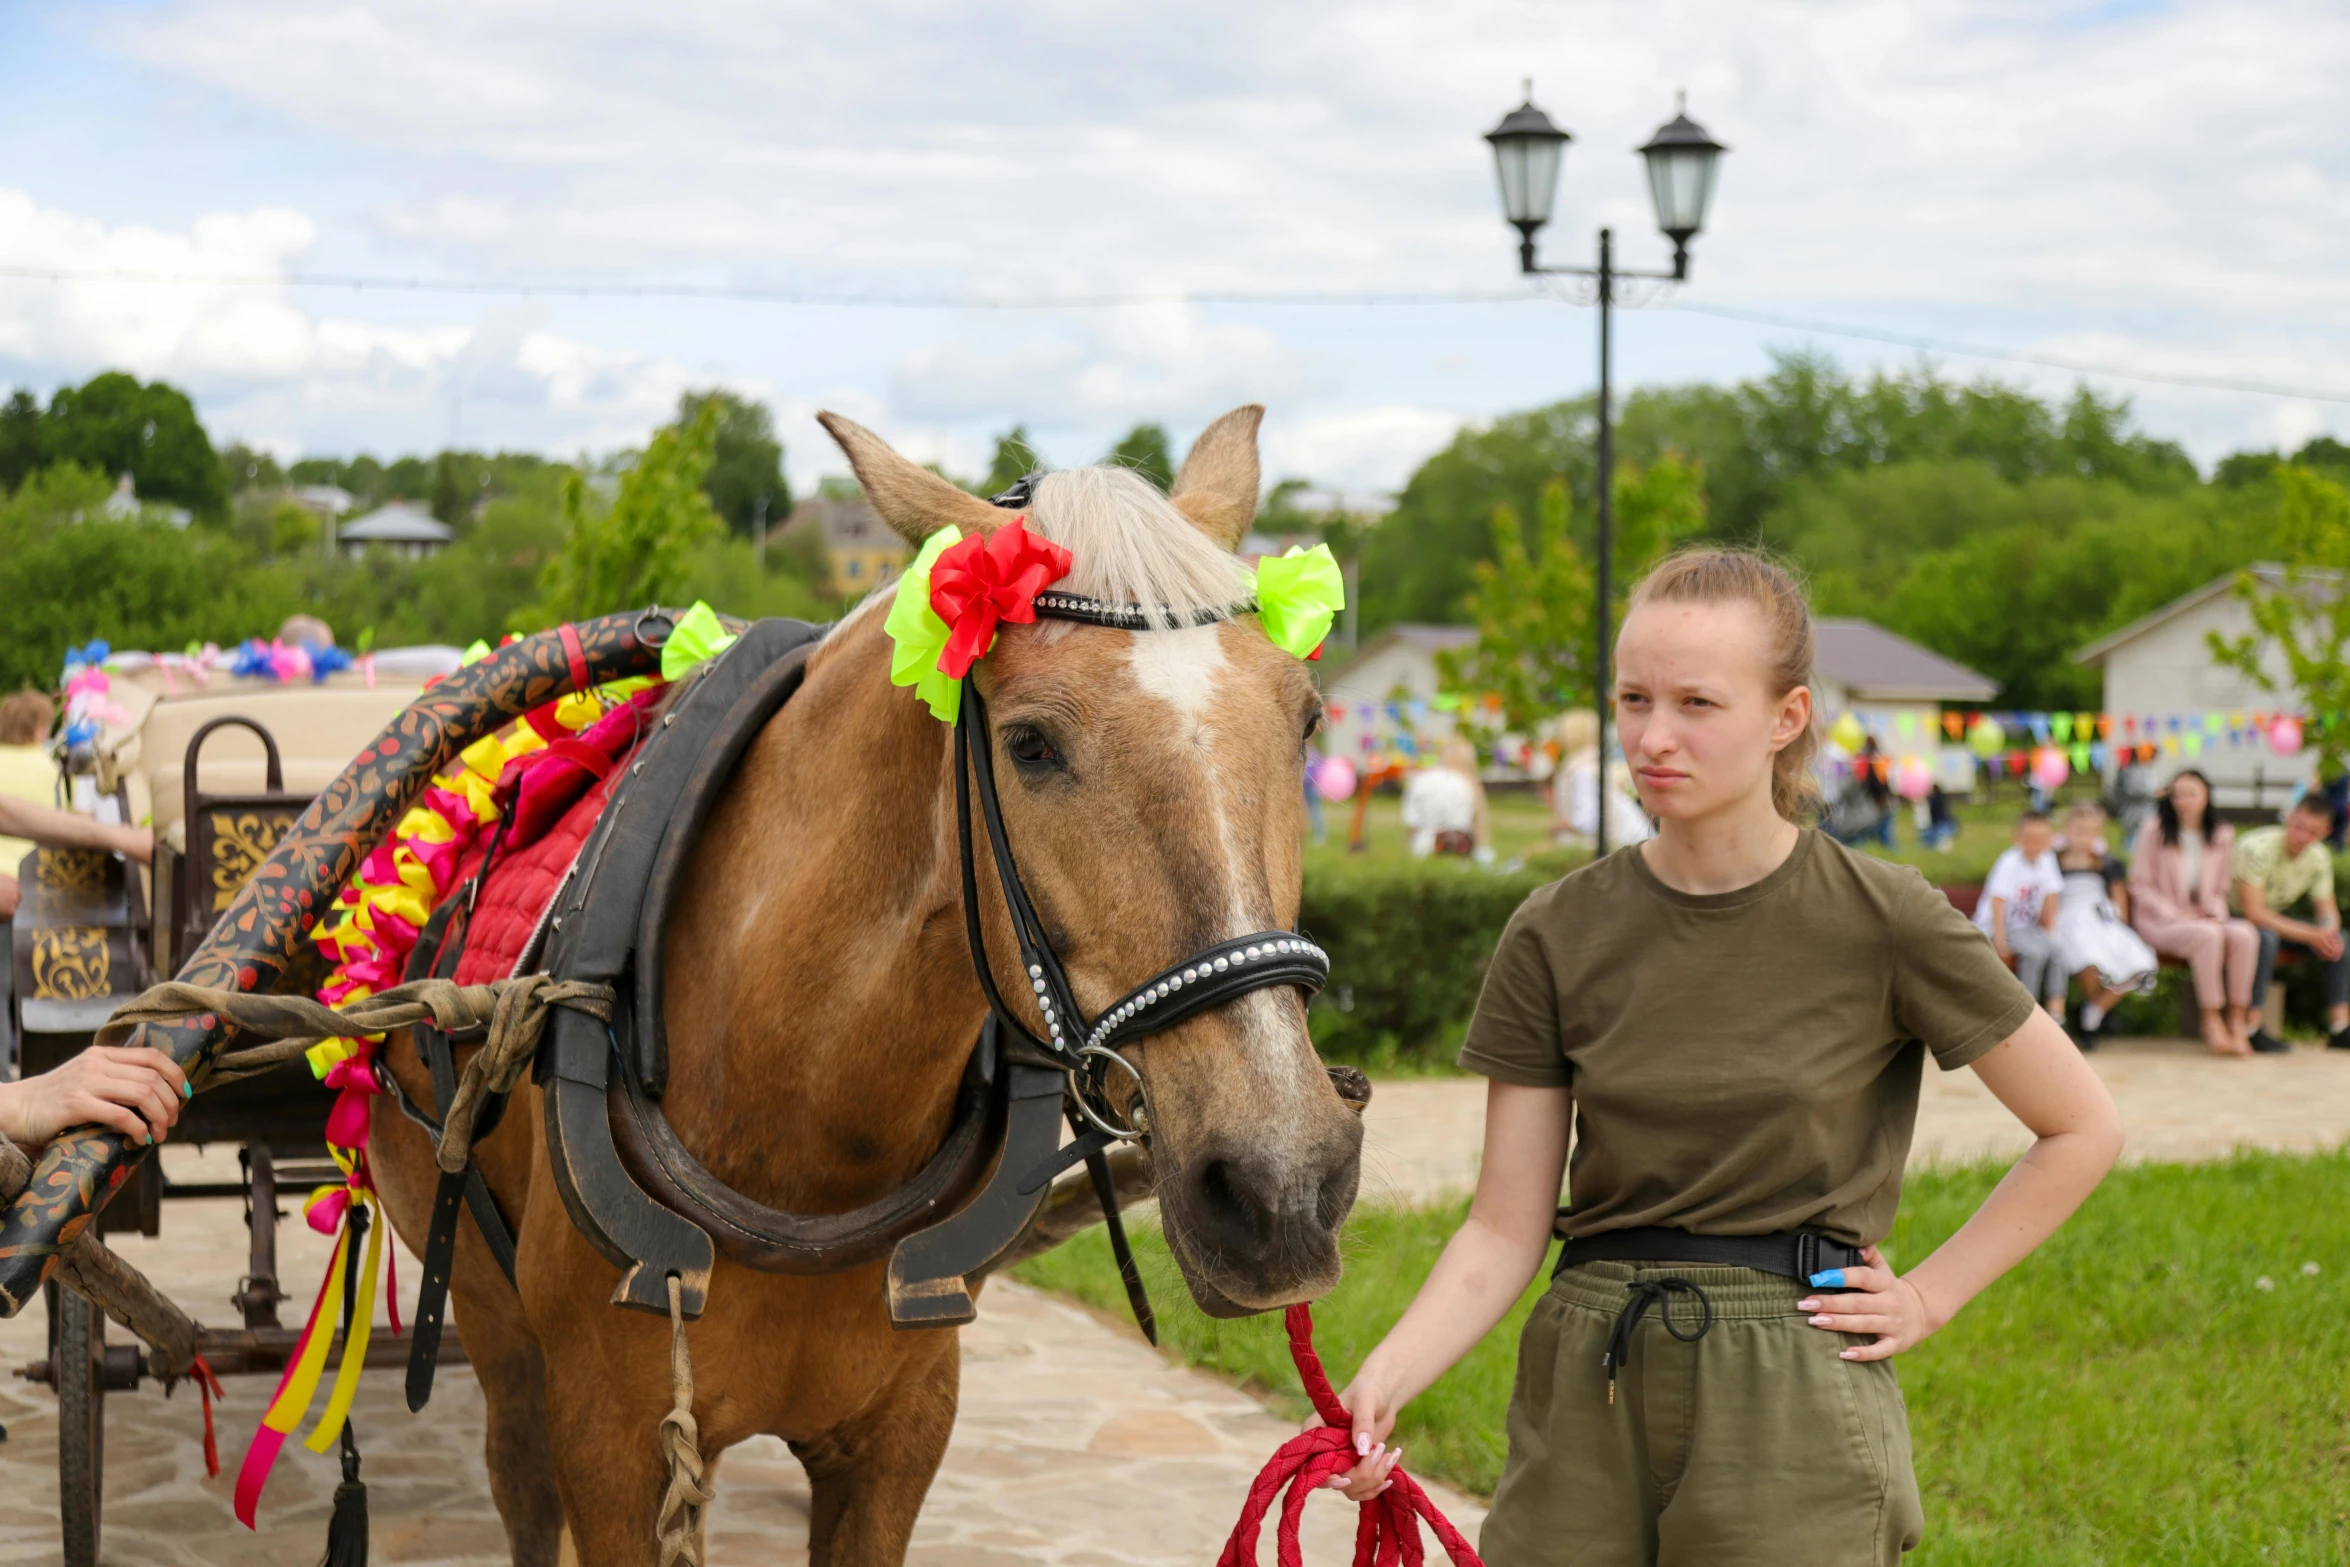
[1194,1157,1265,1247]
[1315,1166,1351,1232]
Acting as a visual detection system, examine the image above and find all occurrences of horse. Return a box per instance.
[367,405,1367,1566]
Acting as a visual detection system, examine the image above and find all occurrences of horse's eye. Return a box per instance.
[1302,708,1324,743]
[1005,727,1063,770]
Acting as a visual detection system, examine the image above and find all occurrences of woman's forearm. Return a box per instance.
[1905,1123,2119,1331]
[1353,1211,1551,1409]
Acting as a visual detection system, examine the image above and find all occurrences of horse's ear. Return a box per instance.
[1169,404,1264,550]
[816,411,1002,546]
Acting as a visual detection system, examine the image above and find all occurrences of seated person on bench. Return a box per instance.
[2233,794,2350,1053]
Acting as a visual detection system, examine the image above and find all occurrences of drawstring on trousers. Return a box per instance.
[1601,1278,1715,1404]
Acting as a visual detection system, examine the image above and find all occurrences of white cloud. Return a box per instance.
[1264,406,1464,493]
[0,0,2340,482]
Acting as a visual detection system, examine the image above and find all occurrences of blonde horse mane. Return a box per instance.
[1024,466,1253,630]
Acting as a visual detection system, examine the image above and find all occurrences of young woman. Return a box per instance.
[2127,769,2259,1056]
[1320,549,2123,1566]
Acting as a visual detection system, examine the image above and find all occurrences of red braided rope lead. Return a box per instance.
[1216,1305,1484,1567]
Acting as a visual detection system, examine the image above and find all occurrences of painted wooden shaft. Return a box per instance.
[0,611,683,1315]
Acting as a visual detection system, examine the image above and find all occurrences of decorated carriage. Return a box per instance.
[6,638,458,1565]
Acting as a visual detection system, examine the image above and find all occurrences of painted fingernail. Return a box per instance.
[1354,1433,1369,1457]
[1810,1314,1833,1326]
[1839,1349,1859,1359]
[181,1081,192,1100]
[1809,1269,1846,1288]
[1797,1298,1819,1312]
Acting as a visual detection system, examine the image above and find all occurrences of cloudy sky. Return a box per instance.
[2,0,2346,493]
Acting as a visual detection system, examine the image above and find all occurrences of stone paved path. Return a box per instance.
[0,1146,1479,1566]
[1355,1033,2350,1208]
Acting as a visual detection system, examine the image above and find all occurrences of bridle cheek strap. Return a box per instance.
[951,674,1328,1142]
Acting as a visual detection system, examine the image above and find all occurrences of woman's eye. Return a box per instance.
[1006,728,1062,768]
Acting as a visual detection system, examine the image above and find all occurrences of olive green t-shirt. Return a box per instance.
[1457,829,2036,1248]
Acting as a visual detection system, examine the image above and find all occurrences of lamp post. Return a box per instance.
[1485,85,1726,855]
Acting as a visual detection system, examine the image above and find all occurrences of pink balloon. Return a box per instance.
[2270,716,2305,757]
[1313,754,1358,802]
[1893,757,1933,801]
[2031,746,2070,790]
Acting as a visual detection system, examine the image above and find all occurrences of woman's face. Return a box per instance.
[2171,773,2209,826]
[1614,598,1809,824]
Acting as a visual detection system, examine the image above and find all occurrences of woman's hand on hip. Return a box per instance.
[1796,1245,1945,1362]
[1308,1378,1405,1502]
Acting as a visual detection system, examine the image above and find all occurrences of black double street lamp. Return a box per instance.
[1485,85,1726,854]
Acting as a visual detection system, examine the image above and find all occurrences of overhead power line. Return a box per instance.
[0,264,1526,309]
[5,260,2346,405]
[1663,301,2350,406]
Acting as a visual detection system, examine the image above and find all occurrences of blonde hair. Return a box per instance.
[1626,546,1819,822]
[1023,466,1252,630]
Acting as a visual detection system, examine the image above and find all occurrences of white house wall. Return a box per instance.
[1323,644,1461,763]
[2097,591,2313,806]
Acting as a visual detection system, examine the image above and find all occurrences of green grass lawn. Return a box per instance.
[1016,1151,2350,1566]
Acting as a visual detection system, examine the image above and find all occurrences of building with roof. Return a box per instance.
[1318,624,1479,761]
[337,501,453,560]
[772,493,908,597]
[97,473,192,528]
[2074,566,2325,806]
[1811,617,1999,743]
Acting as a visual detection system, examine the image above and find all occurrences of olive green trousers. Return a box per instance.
[1479,1261,1923,1567]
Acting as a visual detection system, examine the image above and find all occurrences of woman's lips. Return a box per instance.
[1636,768,1687,787]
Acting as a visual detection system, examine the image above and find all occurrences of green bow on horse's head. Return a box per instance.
[786,405,1363,1316]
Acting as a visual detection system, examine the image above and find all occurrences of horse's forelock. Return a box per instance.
[1025,467,1252,630]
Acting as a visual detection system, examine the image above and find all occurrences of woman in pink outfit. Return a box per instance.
[2128,769,2259,1056]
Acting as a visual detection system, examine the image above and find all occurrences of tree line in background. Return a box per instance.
[1366,352,2350,712]
[4,353,2345,715]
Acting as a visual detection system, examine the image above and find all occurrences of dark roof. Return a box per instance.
[337,502,453,544]
[779,493,903,551]
[1813,618,1996,702]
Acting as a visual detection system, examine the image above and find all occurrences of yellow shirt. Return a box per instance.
[0,743,61,876]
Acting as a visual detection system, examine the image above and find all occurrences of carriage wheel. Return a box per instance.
[55,1286,104,1567]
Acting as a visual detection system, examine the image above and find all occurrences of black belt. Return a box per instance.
[1559,1227,1866,1404]
[1556,1226,1865,1284]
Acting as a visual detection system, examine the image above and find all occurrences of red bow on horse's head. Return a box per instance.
[928,516,1074,679]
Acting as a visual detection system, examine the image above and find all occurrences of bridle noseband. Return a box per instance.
[949,512,1331,1157]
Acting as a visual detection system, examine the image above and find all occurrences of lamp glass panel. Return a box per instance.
[1492,136,1564,227]
[1643,143,1719,236]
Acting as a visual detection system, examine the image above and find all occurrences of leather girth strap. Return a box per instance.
[534,618,1007,1319]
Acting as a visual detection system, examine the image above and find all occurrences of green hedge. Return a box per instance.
[1300,854,1573,1068]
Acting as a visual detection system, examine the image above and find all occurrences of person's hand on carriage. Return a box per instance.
[0,1045,188,1148]
[0,796,155,865]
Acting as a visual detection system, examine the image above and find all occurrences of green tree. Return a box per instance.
[219,442,284,497]
[1359,400,1596,629]
[38,372,226,518]
[526,402,725,628]
[2210,465,2350,776]
[430,451,467,526]
[1436,456,1706,736]
[1,389,43,494]
[979,426,1042,496]
[1105,423,1175,491]
[677,389,789,537]
[0,464,302,691]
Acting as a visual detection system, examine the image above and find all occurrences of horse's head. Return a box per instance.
[820,407,1362,1316]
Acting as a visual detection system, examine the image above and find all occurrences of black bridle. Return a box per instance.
[952,666,1330,1157]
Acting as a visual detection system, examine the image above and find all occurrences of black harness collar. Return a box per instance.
[409,577,1333,1384]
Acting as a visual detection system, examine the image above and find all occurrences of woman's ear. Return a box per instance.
[1770,684,1813,753]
